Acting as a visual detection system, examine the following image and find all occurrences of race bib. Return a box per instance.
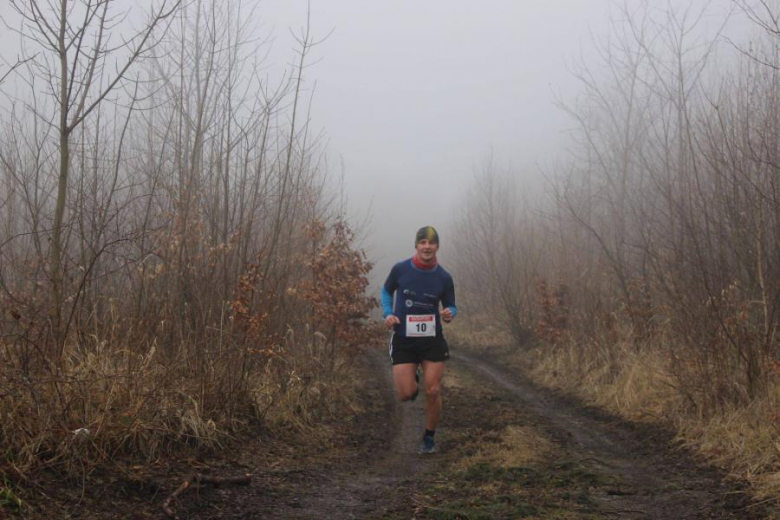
[406,314,436,337]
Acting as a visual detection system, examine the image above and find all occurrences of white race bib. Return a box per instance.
[406,314,436,337]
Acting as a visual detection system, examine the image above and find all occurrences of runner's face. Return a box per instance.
[415,239,439,262]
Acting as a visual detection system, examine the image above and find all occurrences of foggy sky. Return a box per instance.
[258,0,738,290]
[0,0,743,291]
[264,1,613,280]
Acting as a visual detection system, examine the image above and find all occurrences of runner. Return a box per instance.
[381,226,457,454]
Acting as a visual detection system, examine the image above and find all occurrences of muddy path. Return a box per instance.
[165,348,434,519]
[46,346,769,519]
[174,348,769,519]
[253,349,434,519]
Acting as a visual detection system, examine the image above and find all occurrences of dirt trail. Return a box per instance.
[262,350,433,519]
[166,348,434,519]
[206,349,766,519]
[456,351,760,519]
[150,348,767,519]
[18,346,769,519]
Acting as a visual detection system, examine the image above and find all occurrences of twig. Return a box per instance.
[161,472,251,518]
[161,475,193,519]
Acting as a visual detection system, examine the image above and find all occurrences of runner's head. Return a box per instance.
[415,226,439,264]
[415,226,439,246]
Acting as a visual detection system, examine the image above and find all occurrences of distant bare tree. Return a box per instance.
[454,156,543,345]
[454,0,778,408]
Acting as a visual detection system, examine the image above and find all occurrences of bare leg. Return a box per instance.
[392,362,418,401]
[421,360,444,431]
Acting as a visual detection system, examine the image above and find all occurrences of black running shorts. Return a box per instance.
[389,334,450,365]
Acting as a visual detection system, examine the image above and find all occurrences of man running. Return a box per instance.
[381,226,457,454]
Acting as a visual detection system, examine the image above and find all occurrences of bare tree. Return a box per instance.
[6,0,181,353]
[0,56,35,86]
[454,155,544,345]
[453,0,778,409]
[0,0,377,486]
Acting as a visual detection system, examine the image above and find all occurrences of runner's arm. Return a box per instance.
[442,274,457,321]
[380,286,394,318]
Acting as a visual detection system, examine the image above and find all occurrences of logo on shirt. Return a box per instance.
[405,300,435,310]
[403,289,417,296]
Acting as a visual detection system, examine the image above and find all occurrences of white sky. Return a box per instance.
[262,1,616,284]
[0,0,747,290]
[258,0,740,289]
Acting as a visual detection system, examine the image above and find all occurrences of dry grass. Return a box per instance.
[450,424,555,473]
[529,339,678,424]
[251,328,359,435]
[0,324,361,486]
[533,339,780,501]
[441,364,467,390]
[679,390,780,501]
[447,320,514,353]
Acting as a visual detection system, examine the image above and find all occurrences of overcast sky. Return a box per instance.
[257,0,740,288]
[264,1,613,275]
[0,0,744,290]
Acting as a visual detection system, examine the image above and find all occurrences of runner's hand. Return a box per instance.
[384,314,400,329]
[442,308,453,323]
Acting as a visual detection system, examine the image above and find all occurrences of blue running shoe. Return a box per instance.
[419,435,436,454]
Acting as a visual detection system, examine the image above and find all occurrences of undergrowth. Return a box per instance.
[0,219,381,516]
[0,327,362,474]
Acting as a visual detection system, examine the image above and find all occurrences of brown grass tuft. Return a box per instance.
[450,425,554,473]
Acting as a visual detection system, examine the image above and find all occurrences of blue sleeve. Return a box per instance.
[381,287,394,318]
[382,264,400,318]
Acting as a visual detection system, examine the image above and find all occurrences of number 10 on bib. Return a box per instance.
[406,314,436,337]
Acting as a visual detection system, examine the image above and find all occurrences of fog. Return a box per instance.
[255,0,740,287]
[2,2,778,510]
[262,0,619,281]
[0,0,746,288]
